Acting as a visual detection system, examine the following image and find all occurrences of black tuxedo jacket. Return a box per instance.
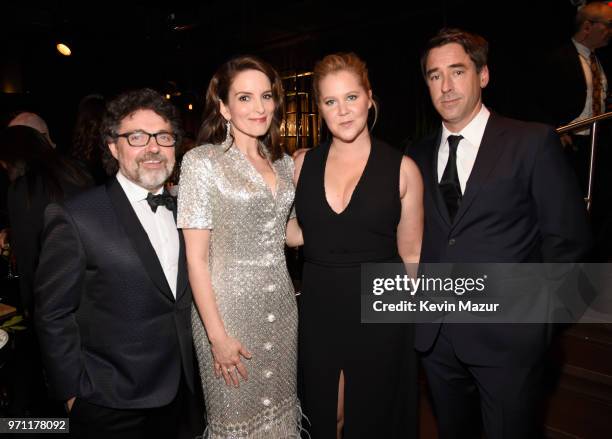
[406,113,591,365]
[537,42,590,127]
[35,177,194,409]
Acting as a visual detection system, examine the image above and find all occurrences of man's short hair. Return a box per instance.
[8,112,55,147]
[101,88,183,175]
[420,28,489,78]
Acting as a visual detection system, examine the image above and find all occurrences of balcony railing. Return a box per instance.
[556,111,612,212]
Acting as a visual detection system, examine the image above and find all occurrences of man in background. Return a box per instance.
[8,111,56,147]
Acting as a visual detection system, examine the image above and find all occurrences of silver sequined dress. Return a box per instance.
[177,143,301,438]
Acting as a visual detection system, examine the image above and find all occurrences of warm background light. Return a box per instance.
[56,43,71,56]
[188,103,193,110]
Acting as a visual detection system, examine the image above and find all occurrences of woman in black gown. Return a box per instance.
[293,53,423,438]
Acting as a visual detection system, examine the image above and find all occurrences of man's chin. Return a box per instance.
[137,170,171,191]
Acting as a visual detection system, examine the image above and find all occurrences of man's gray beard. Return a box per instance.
[135,164,173,191]
[120,160,174,191]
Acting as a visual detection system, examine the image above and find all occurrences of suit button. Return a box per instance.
[448,238,456,246]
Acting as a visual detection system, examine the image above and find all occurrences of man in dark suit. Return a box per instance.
[35,89,201,438]
[536,2,612,202]
[406,29,591,438]
[538,2,612,129]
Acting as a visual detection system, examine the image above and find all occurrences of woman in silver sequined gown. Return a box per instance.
[177,56,303,438]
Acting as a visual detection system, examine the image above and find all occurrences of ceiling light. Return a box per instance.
[56,43,72,56]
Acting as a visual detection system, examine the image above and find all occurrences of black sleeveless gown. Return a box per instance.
[295,139,417,438]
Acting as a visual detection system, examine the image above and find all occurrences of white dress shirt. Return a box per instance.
[572,38,607,134]
[116,172,179,297]
[437,105,490,194]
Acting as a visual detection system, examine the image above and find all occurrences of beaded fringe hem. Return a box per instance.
[199,402,309,439]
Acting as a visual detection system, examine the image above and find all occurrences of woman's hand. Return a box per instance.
[211,334,252,387]
[286,218,303,247]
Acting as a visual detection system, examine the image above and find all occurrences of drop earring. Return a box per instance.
[224,120,232,146]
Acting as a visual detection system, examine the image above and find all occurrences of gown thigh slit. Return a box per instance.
[295,139,418,439]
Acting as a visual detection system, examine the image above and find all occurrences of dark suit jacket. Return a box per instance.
[536,42,590,127]
[35,177,194,409]
[406,112,591,365]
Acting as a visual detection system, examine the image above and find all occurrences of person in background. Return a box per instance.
[71,94,109,184]
[0,125,91,417]
[537,2,612,130]
[535,2,612,203]
[8,111,56,148]
[0,125,92,315]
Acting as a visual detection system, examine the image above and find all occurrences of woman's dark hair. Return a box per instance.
[71,94,107,180]
[0,125,92,205]
[101,88,183,175]
[197,55,285,161]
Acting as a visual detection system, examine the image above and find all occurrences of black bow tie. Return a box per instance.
[146,191,176,213]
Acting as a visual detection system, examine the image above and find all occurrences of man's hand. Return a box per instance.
[559,133,576,150]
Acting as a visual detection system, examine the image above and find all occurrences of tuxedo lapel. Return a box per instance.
[452,113,507,226]
[175,228,189,302]
[427,130,453,227]
[106,178,175,301]
[170,205,189,301]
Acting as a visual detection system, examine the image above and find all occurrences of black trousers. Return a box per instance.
[69,376,203,439]
[420,324,545,439]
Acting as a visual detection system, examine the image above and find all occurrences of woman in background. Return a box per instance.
[71,94,108,184]
[0,125,92,315]
[0,125,91,416]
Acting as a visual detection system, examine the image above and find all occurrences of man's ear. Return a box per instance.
[479,65,490,89]
[108,142,119,160]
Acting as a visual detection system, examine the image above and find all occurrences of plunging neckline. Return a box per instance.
[322,142,372,216]
[233,144,279,200]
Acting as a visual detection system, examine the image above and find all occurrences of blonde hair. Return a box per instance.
[313,52,378,128]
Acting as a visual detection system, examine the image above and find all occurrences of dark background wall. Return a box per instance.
[1,0,609,150]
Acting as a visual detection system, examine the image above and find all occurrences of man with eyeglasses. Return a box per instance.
[537,2,612,137]
[34,88,202,438]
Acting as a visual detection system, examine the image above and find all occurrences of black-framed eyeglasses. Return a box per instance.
[116,130,177,147]
[589,19,612,29]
